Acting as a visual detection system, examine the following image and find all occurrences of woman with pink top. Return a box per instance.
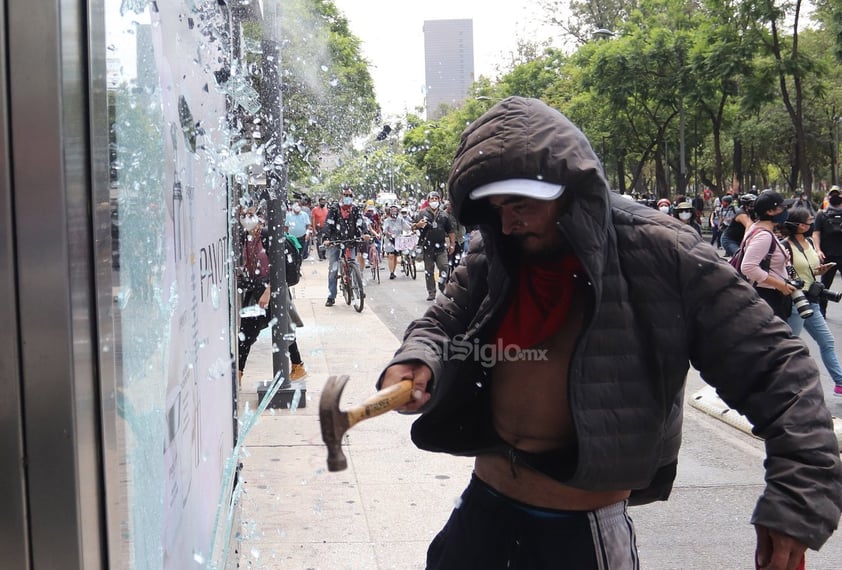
[739,191,797,320]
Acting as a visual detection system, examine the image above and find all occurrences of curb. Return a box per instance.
[689,384,842,446]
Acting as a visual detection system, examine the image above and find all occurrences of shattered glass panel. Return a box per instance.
[105,0,244,567]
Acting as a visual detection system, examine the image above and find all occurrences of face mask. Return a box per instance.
[770,210,789,224]
[239,215,258,231]
[830,196,842,207]
[292,205,301,213]
[802,222,815,234]
[678,212,693,221]
[659,206,670,214]
[429,201,440,209]
[342,197,353,206]
[319,202,326,207]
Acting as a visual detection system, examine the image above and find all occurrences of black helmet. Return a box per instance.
[738,193,757,208]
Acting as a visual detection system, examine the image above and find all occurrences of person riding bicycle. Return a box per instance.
[382,204,413,279]
[323,186,369,307]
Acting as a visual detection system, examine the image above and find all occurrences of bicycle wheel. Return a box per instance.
[350,265,365,312]
[341,263,352,305]
[409,255,417,279]
[401,253,409,276]
[372,252,381,284]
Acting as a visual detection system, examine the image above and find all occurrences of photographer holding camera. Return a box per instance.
[782,207,842,397]
[739,191,798,320]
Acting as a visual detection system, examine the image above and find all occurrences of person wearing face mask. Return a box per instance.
[813,186,842,317]
[322,187,369,306]
[720,193,755,257]
[781,207,842,398]
[312,196,329,260]
[236,205,308,385]
[382,204,412,279]
[674,202,701,236]
[739,191,797,320]
[656,198,671,215]
[412,191,456,301]
[286,200,312,260]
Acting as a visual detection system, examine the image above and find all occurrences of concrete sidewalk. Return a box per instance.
[236,258,473,569]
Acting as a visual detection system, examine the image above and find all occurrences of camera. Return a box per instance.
[806,281,842,304]
[786,277,814,319]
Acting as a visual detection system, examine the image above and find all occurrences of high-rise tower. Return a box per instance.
[423,19,474,119]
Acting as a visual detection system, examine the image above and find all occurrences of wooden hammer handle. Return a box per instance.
[345,379,414,429]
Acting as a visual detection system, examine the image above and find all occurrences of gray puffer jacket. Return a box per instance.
[383,97,842,549]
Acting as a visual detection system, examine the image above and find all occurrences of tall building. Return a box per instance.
[423,19,474,120]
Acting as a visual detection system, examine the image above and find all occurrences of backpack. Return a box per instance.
[284,235,302,287]
[821,210,842,238]
[729,228,778,285]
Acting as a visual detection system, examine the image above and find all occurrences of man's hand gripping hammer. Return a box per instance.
[319,375,414,471]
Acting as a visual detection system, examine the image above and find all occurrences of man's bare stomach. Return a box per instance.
[474,454,630,511]
[477,287,630,511]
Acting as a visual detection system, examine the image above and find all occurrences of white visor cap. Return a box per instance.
[468,179,565,201]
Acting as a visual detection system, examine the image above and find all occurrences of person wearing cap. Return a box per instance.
[739,190,798,320]
[719,193,754,257]
[322,187,368,307]
[813,185,842,316]
[412,191,456,301]
[377,97,841,569]
[674,201,701,236]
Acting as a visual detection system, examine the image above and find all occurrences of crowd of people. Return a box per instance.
[636,184,842,401]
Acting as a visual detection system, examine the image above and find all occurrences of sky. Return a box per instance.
[332,0,560,118]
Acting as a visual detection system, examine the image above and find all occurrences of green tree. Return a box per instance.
[237,0,378,188]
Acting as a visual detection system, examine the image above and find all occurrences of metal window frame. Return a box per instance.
[0,0,29,566]
[4,0,106,567]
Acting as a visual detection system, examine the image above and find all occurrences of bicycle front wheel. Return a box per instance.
[341,264,352,305]
[409,255,417,279]
[351,265,365,312]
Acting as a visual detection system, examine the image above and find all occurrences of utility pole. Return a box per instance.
[835,116,840,186]
[679,99,687,195]
[258,0,304,407]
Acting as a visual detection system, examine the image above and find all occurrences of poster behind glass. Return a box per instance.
[105,1,237,566]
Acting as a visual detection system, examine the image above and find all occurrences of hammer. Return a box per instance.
[319,375,414,471]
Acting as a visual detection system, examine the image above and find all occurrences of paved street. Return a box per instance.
[235,253,842,569]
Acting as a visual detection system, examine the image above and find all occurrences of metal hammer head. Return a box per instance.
[319,375,351,471]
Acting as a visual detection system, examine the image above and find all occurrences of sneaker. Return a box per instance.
[289,363,308,382]
[325,297,335,307]
[426,293,435,301]
[834,385,842,397]
[389,272,396,280]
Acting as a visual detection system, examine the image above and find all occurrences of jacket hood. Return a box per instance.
[448,96,608,227]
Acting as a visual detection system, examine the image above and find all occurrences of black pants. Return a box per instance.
[238,286,301,372]
[427,475,638,570]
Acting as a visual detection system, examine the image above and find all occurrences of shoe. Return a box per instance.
[389,272,396,280]
[289,363,308,382]
[325,297,335,307]
[426,293,435,301]
[834,385,842,397]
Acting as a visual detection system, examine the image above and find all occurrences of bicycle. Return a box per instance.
[327,239,365,312]
[395,233,418,279]
[367,238,381,284]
